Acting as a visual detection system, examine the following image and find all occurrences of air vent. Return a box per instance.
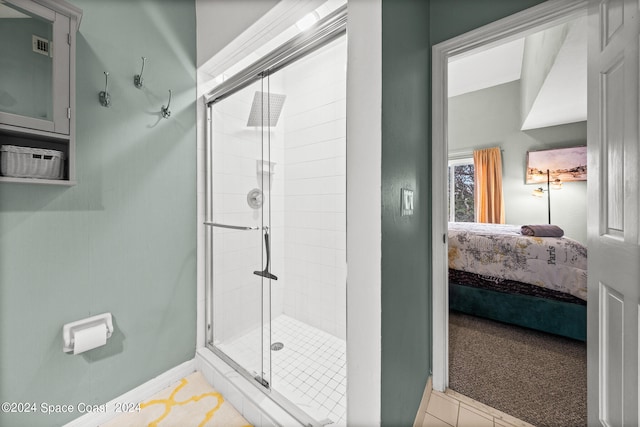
[32,35,51,57]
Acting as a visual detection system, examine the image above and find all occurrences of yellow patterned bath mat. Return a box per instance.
[101,371,252,427]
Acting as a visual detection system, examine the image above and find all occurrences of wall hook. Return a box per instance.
[134,56,146,89]
[99,72,111,107]
[161,89,172,118]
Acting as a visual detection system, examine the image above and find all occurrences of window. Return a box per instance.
[448,158,474,222]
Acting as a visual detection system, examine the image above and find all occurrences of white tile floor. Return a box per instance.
[418,388,535,427]
[217,314,347,426]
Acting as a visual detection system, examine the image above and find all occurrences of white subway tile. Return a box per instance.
[285,138,344,164]
[285,118,346,149]
[284,100,346,134]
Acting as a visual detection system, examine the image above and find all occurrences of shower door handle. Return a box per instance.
[254,227,278,280]
[204,222,260,231]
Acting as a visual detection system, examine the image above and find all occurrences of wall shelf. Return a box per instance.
[0,176,76,186]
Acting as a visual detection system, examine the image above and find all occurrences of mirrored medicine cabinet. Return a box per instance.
[0,0,82,185]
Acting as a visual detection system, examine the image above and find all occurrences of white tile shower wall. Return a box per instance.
[280,37,347,339]
[211,73,286,344]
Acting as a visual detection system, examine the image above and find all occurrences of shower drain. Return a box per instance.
[270,342,284,351]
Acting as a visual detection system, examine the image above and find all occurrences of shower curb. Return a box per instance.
[195,348,303,427]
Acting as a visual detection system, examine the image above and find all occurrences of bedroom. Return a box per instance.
[444,15,587,427]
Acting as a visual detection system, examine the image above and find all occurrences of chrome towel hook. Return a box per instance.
[99,71,111,107]
[134,56,146,89]
[161,89,172,118]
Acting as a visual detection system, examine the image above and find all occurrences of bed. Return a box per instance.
[448,222,587,341]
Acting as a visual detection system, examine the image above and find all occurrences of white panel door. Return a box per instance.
[587,0,640,425]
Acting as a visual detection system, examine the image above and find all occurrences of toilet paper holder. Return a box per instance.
[63,313,113,353]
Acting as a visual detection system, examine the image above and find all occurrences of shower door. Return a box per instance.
[206,77,276,390]
[205,12,347,425]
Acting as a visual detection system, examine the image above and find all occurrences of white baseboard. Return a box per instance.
[64,359,196,427]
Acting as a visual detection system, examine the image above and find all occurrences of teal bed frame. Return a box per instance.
[449,282,587,342]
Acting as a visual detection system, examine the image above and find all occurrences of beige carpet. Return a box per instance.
[102,371,252,427]
[449,311,587,427]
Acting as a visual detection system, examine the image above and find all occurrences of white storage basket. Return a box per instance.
[0,145,65,180]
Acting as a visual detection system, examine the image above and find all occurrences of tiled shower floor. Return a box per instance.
[217,315,347,426]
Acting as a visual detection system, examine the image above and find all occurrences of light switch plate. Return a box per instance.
[401,188,414,216]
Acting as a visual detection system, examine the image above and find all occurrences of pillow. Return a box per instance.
[520,224,564,237]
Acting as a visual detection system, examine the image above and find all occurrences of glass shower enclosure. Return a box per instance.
[207,77,278,389]
[204,9,347,426]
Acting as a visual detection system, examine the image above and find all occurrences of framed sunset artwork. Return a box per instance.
[526,146,587,184]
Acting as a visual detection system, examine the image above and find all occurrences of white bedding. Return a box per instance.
[448,222,588,301]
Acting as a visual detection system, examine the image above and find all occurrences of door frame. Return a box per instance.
[431,0,589,392]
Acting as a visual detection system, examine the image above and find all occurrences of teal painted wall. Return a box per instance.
[430,0,546,45]
[381,1,431,425]
[380,1,546,425]
[0,0,197,425]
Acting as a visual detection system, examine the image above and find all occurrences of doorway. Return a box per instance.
[431,0,589,424]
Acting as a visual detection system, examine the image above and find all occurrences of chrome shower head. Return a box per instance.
[247,91,286,127]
